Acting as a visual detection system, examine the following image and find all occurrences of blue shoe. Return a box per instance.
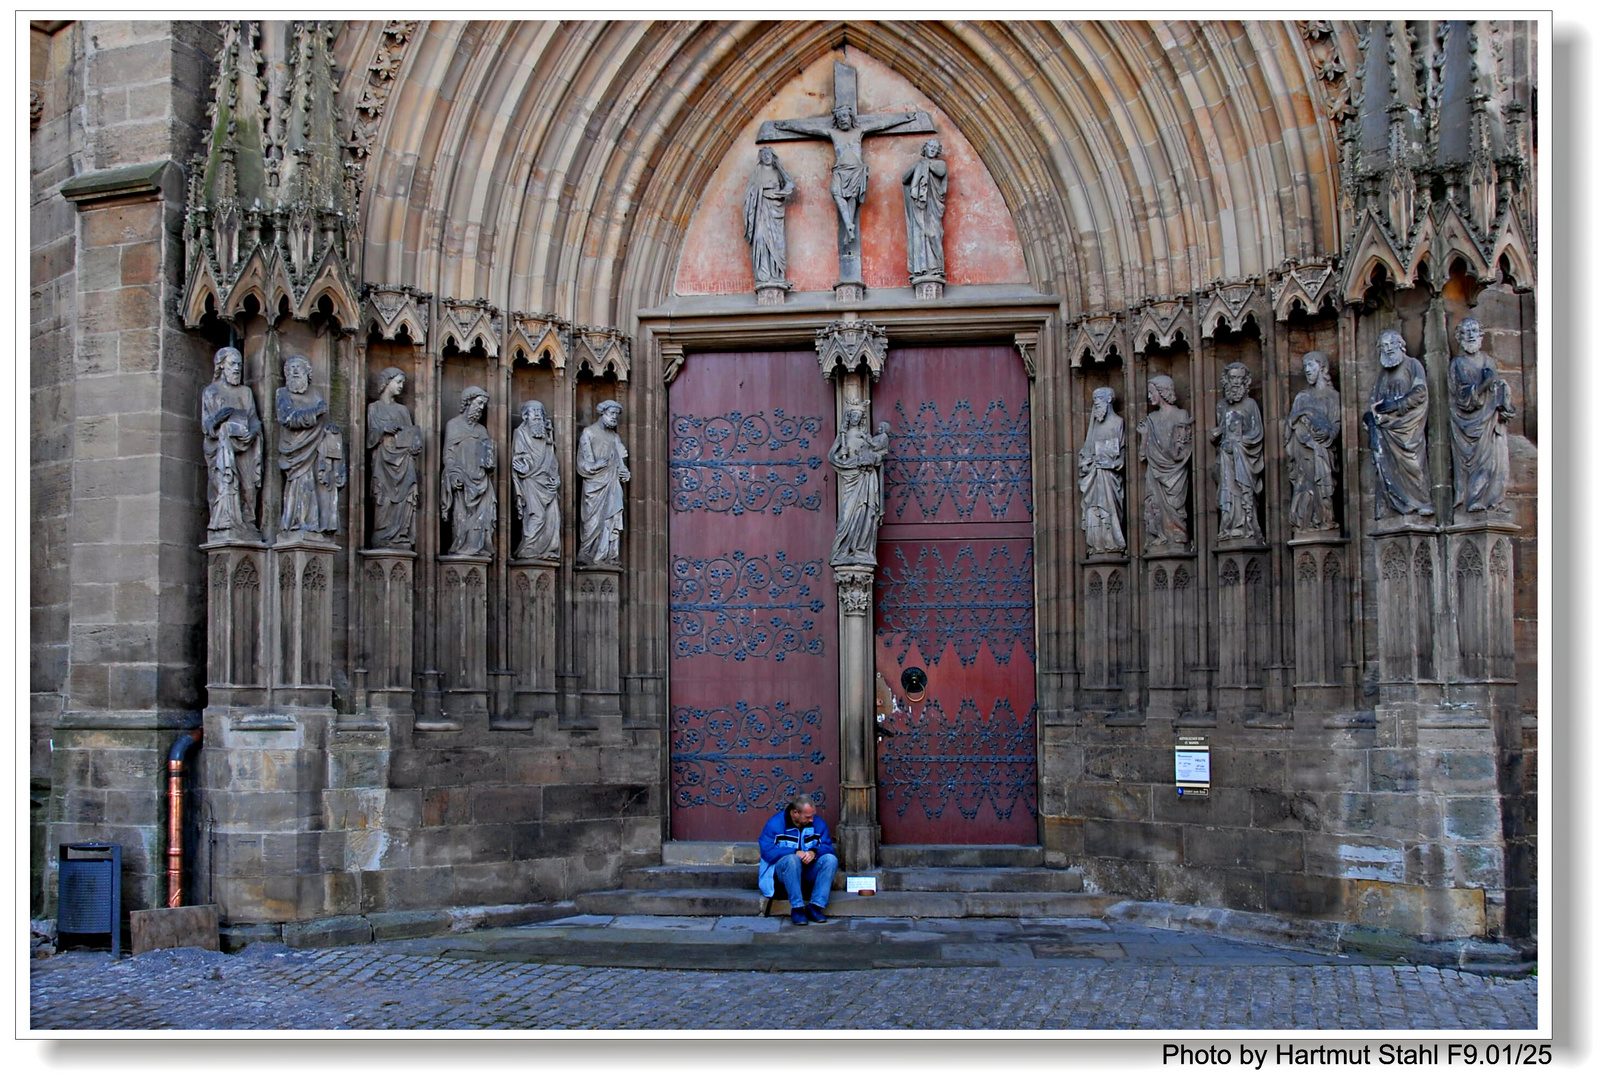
[807,906,828,923]
[790,908,808,925]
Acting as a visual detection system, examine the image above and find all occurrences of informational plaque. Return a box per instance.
[845,875,877,894]
[1174,736,1210,797]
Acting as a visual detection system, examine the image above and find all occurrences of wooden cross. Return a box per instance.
[758,60,935,294]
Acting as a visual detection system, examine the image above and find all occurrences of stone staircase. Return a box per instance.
[574,842,1114,919]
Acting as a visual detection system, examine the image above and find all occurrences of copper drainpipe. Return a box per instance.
[166,728,203,908]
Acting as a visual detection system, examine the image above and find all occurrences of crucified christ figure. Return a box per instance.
[772,104,918,241]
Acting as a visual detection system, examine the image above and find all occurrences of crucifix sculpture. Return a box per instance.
[758,60,936,300]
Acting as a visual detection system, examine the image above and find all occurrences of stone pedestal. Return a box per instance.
[834,565,878,872]
[359,549,415,721]
[1143,553,1194,720]
[504,560,558,730]
[755,286,786,306]
[573,567,622,728]
[270,536,339,707]
[1212,541,1271,719]
[1080,555,1130,714]
[834,282,864,303]
[437,554,491,729]
[203,540,269,706]
[912,278,943,301]
[1289,532,1351,714]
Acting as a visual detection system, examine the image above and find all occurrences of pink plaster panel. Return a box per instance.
[675,47,1030,296]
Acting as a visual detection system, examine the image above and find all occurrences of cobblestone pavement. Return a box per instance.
[30,923,1538,1032]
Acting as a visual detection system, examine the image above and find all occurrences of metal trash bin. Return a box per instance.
[57,843,122,960]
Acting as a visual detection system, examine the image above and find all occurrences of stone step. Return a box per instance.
[660,841,758,866]
[622,864,1085,894]
[574,887,1115,919]
[878,845,1045,868]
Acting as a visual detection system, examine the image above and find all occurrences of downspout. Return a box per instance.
[166,728,203,907]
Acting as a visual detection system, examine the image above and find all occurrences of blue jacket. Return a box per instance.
[756,809,835,898]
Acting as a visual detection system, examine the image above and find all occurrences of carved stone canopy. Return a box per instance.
[1132,298,1193,353]
[1271,259,1339,322]
[511,312,570,370]
[816,316,888,381]
[1200,280,1262,339]
[575,327,631,382]
[440,297,502,358]
[363,283,430,345]
[1069,312,1124,368]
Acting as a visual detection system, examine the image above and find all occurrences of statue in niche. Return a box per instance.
[771,104,918,242]
[828,399,891,567]
[577,399,630,567]
[1364,329,1434,517]
[901,138,948,285]
[366,366,424,550]
[512,399,561,561]
[1285,351,1340,532]
[742,146,796,292]
[440,385,497,556]
[1138,374,1193,552]
[201,345,263,537]
[1449,317,1515,512]
[276,354,345,536]
[1078,386,1125,554]
[1211,361,1264,542]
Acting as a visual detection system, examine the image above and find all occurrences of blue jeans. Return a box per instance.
[771,852,838,910]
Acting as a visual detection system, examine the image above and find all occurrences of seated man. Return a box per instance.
[757,796,838,925]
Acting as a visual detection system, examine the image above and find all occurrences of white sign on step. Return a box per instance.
[845,876,877,893]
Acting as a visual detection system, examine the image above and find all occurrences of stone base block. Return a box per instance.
[130,904,220,954]
[282,914,374,949]
[834,283,864,302]
[912,279,943,300]
[219,923,282,952]
[755,286,787,306]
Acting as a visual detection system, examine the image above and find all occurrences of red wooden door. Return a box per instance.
[873,345,1038,844]
[668,352,839,840]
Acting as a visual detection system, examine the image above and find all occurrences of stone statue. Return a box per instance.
[1364,329,1433,517]
[1078,386,1125,554]
[742,146,796,292]
[1138,374,1193,552]
[1285,351,1340,532]
[828,399,891,567]
[201,346,263,537]
[771,104,918,242]
[1449,317,1515,512]
[512,399,561,561]
[901,138,948,285]
[440,385,497,556]
[577,399,630,566]
[276,354,345,536]
[1211,361,1264,542]
[366,366,423,550]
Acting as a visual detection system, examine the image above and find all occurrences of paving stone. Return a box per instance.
[608,915,718,931]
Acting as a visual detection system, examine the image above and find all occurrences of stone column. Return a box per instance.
[834,566,878,871]
[505,558,559,729]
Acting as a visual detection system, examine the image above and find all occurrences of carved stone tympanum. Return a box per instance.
[1211,361,1264,542]
[1285,351,1340,532]
[828,399,890,567]
[1449,317,1515,512]
[1138,374,1193,552]
[577,399,629,566]
[742,146,795,300]
[367,366,423,550]
[1365,330,1433,517]
[202,346,263,538]
[441,385,497,555]
[276,354,345,536]
[512,399,561,561]
[902,138,947,295]
[1078,387,1125,553]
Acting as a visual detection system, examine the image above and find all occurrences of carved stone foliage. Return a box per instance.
[574,326,630,381]
[182,20,360,331]
[366,366,423,550]
[1364,330,1433,517]
[1211,362,1264,543]
[1285,352,1341,533]
[276,354,345,536]
[835,567,873,617]
[1068,312,1124,368]
[1078,388,1125,554]
[672,552,826,661]
[1449,318,1514,512]
[1138,374,1193,553]
[348,21,419,180]
[202,346,264,540]
[827,398,890,567]
[363,284,430,345]
[816,317,888,381]
[577,400,629,566]
[670,410,824,516]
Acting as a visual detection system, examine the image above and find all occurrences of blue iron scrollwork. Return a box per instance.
[671,700,827,814]
[883,398,1033,520]
[672,551,826,661]
[877,543,1036,667]
[671,409,824,515]
[880,697,1038,822]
